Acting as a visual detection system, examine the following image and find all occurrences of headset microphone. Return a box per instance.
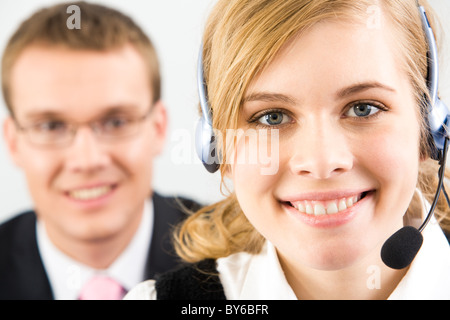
[381,137,449,269]
[381,6,450,270]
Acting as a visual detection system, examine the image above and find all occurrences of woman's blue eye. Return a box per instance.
[346,103,381,118]
[258,112,290,126]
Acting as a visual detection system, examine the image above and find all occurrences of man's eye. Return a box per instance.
[102,117,130,130]
[257,111,291,126]
[36,121,67,132]
[345,103,382,118]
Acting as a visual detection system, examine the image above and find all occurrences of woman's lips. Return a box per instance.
[280,190,374,228]
[287,193,366,216]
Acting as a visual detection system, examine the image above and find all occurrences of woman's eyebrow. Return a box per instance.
[243,82,396,105]
[243,92,298,105]
[335,82,396,99]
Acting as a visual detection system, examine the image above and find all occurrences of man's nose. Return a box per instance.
[65,127,111,173]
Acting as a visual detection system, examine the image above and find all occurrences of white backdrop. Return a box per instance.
[0,0,449,223]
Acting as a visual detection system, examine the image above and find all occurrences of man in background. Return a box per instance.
[0,1,195,299]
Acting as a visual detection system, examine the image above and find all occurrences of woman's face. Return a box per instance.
[230,19,422,270]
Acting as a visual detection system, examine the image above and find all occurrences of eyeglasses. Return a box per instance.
[14,106,154,148]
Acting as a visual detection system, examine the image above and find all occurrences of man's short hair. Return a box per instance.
[1,1,161,116]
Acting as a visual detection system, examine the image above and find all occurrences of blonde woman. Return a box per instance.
[126,0,450,300]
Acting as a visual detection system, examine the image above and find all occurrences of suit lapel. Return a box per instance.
[144,193,187,280]
[1,212,53,299]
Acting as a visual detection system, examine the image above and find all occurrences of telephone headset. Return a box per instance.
[195,4,450,269]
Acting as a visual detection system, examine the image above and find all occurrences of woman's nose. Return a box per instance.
[288,119,353,179]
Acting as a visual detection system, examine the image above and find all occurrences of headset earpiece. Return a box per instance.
[195,116,220,173]
[196,46,220,173]
[419,6,450,161]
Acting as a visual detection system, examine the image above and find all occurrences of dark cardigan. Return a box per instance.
[155,259,225,300]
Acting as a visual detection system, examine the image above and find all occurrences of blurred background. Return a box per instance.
[0,0,449,223]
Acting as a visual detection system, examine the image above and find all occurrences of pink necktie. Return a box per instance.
[79,276,126,300]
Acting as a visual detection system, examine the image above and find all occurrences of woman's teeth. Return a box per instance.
[69,186,112,201]
[289,194,363,216]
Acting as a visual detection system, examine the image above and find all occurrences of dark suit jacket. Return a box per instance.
[0,192,197,300]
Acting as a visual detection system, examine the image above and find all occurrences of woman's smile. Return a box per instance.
[279,190,375,228]
[282,190,371,215]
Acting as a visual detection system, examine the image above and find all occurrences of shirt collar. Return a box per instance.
[240,241,297,299]
[217,241,297,299]
[36,200,153,300]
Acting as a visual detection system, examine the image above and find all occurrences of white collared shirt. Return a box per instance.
[217,218,450,300]
[37,200,153,300]
[125,206,450,300]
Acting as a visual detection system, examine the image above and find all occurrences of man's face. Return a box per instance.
[4,44,166,245]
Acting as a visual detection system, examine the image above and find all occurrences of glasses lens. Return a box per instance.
[97,115,141,139]
[27,121,72,147]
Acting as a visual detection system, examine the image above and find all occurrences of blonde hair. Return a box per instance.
[175,0,450,263]
[1,1,160,117]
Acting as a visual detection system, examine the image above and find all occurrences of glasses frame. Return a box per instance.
[13,104,155,148]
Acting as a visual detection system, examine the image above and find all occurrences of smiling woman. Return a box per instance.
[124,0,450,300]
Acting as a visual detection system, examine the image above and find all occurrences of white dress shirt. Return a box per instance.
[125,198,450,300]
[37,200,153,300]
[218,218,450,300]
